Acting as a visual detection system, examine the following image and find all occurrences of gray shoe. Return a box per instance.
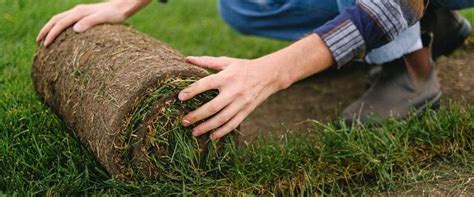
[421,7,472,59]
[341,59,442,124]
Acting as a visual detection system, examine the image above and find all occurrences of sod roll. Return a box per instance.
[32,24,235,181]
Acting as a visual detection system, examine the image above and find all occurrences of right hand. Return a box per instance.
[36,1,150,46]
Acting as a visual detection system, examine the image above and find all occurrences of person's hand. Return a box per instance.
[36,0,150,46]
[178,34,334,140]
[178,56,289,140]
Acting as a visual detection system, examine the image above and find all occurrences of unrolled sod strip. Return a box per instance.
[32,24,235,181]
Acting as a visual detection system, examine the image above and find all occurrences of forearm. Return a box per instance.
[257,33,334,89]
[110,0,151,18]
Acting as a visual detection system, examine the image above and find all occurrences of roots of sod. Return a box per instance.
[32,24,235,181]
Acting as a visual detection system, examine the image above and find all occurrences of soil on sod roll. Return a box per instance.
[31,24,235,181]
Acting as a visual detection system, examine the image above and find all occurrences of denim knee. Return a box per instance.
[217,0,339,40]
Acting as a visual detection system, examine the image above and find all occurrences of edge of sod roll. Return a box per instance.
[31,24,237,182]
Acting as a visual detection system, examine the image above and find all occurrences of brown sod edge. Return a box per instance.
[31,24,235,181]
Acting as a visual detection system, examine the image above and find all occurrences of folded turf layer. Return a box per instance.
[31,24,235,181]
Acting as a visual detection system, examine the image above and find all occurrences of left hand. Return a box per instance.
[179,56,288,140]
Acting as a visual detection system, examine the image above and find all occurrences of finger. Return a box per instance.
[186,56,236,71]
[44,11,89,46]
[73,13,104,32]
[36,11,69,42]
[182,93,232,127]
[191,99,241,137]
[210,109,248,140]
[178,74,218,101]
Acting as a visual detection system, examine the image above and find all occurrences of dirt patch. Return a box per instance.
[438,42,474,103]
[241,42,474,144]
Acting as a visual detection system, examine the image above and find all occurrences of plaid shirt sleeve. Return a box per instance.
[314,0,427,67]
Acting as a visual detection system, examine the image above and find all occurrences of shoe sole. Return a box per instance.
[414,92,443,116]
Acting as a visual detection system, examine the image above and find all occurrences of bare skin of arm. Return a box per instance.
[35,1,334,140]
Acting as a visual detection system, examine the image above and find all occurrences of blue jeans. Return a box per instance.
[218,0,472,64]
[431,0,474,9]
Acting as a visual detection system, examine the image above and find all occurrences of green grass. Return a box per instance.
[118,78,234,182]
[1,0,473,195]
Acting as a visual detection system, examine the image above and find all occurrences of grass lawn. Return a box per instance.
[1,0,473,195]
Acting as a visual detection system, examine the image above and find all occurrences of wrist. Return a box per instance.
[254,55,293,92]
[264,34,333,90]
[111,0,151,18]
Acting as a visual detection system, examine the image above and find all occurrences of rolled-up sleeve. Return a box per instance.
[314,0,427,67]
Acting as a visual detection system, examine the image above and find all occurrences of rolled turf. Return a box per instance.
[31,24,235,181]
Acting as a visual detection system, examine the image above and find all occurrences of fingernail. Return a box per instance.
[185,57,194,63]
[73,24,85,32]
[182,119,191,127]
[192,129,199,136]
[178,92,187,101]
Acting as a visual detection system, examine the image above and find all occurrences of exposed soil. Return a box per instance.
[240,42,474,144]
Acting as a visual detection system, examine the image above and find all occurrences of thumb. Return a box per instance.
[186,56,236,71]
[73,14,103,32]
